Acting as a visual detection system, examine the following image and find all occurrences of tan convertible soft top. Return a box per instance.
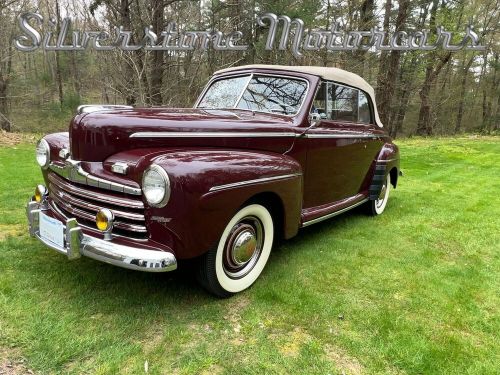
[215,64,383,127]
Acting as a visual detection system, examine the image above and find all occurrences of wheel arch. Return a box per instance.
[389,166,399,188]
[244,191,286,242]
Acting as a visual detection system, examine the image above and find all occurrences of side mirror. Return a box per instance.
[308,113,321,128]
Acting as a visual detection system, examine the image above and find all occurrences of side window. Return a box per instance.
[329,84,358,122]
[358,91,372,124]
[311,81,374,124]
[310,82,328,119]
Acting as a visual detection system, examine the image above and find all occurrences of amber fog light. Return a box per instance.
[34,185,47,203]
[96,208,114,233]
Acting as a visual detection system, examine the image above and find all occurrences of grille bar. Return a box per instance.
[48,173,144,209]
[50,187,145,221]
[51,193,147,233]
[47,171,148,238]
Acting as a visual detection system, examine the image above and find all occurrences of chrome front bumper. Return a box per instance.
[26,200,177,272]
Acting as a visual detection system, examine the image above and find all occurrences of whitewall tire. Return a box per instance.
[197,204,274,297]
[369,174,391,215]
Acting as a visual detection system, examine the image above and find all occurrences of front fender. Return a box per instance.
[143,149,303,259]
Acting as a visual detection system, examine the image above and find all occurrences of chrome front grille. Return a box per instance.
[47,172,147,239]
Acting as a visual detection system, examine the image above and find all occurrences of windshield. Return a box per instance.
[197,74,308,115]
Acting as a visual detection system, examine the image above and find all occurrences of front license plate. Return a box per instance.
[40,212,65,249]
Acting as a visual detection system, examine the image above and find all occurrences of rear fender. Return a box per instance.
[368,143,400,200]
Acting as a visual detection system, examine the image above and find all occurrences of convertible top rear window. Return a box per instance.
[197,74,308,115]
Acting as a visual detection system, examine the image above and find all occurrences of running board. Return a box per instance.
[301,198,368,227]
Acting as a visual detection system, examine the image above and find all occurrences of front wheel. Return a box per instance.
[367,173,391,215]
[197,204,274,297]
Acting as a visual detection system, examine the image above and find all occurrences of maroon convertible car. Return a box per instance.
[27,64,400,297]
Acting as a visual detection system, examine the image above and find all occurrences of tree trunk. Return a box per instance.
[353,0,374,76]
[416,0,452,136]
[375,0,392,100]
[389,54,417,138]
[71,52,81,98]
[150,0,164,106]
[0,23,13,132]
[120,0,137,105]
[0,79,10,132]
[54,0,64,108]
[375,0,408,128]
[454,56,474,134]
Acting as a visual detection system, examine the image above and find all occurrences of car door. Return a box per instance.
[303,82,382,209]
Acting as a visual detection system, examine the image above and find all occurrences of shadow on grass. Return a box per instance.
[11,201,387,318]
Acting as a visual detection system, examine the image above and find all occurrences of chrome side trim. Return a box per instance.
[49,158,141,195]
[302,198,369,227]
[209,173,301,192]
[27,200,176,272]
[303,133,381,139]
[129,131,297,139]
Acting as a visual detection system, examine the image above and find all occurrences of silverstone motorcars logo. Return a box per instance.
[14,12,485,56]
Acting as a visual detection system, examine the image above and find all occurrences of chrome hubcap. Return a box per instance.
[376,177,389,209]
[378,184,387,200]
[223,216,264,279]
[232,227,257,265]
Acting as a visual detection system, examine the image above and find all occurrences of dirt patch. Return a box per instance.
[324,344,364,375]
[223,295,250,335]
[267,327,313,358]
[0,225,24,241]
[0,131,37,147]
[0,347,34,375]
[199,364,224,375]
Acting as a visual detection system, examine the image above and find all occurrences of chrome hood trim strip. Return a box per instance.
[129,131,297,138]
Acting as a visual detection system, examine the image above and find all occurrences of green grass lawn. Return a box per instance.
[0,137,499,374]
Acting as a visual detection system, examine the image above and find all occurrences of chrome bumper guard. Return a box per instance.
[26,200,177,272]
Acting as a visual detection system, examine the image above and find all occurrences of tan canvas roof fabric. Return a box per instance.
[215,64,383,127]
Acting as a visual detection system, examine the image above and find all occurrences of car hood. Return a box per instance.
[69,108,299,161]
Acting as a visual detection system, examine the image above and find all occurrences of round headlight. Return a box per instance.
[142,165,170,207]
[36,139,50,169]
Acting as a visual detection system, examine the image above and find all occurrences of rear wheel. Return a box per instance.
[197,204,274,297]
[367,174,391,216]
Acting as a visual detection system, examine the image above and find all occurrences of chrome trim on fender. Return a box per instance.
[130,131,297,139]
[49,158,141,195]
[302,198,369,227]
[377,158,398,163]
[209,173,302,192]
[26,200,177,272]
[303,133,381,139]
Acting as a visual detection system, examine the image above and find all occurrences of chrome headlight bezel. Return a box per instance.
[142,164,171,208]
[36,138,50,169]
